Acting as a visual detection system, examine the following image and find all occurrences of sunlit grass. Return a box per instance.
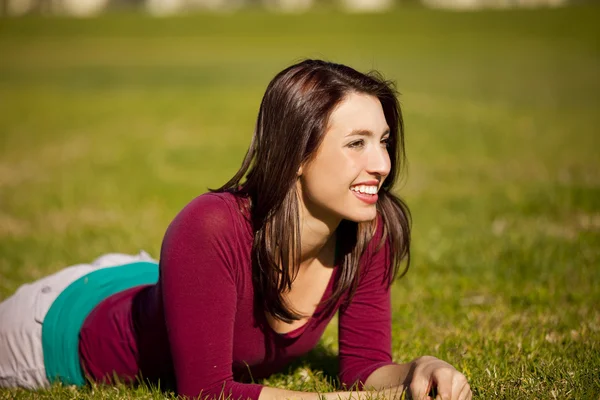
[1,5,599,399]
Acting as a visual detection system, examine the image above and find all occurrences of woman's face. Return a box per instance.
[298,92,391,225]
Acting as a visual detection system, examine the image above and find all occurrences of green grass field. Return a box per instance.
[1,5,599,399]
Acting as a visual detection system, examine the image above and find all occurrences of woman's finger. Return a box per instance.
[451,373,468,400]
[458,381,472,400]
[431,367,455,400]
[409,375,433,400]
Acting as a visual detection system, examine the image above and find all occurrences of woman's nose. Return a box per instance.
[367,145,391,177]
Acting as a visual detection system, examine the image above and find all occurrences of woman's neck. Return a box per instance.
[299,214,338,264]
[297,185,340,265]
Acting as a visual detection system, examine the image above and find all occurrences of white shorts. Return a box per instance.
[0,251,156,389]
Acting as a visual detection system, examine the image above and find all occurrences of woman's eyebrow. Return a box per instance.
[346,128,390,137]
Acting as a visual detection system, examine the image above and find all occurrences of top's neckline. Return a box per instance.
[268,264,338,340]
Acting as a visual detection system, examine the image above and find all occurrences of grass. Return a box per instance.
[1,4,599,399]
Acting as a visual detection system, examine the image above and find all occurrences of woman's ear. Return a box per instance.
[297,164,303,176]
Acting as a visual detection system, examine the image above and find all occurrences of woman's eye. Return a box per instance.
[381,138,390,148]
[348,140,364,149]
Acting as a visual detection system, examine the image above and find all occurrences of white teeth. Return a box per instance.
[351,185,378,194]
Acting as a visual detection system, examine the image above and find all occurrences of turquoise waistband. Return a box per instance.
[42,261,159,386]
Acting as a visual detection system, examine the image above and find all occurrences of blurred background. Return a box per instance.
[0,0,593,17]
[0,0,591,17]
[0,0,599,399]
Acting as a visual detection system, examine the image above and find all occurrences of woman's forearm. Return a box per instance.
[257,363,413,400]
[363,362,414,390]
[259,384,406,400]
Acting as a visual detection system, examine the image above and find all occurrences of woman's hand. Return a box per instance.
[406,356,471,400]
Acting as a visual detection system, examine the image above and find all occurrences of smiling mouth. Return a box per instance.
[350,185,379,205]
[350,185,378,195]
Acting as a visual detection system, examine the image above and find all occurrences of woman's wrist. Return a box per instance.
[363,362,413,390]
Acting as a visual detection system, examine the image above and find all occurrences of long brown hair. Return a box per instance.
[214,59,411,323]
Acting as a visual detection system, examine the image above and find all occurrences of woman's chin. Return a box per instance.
[344,209,378,223]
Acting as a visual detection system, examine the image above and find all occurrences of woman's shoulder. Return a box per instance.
[184,191,245,212]
[168,191,252,238]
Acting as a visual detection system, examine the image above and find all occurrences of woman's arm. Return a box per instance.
[337,217,471,400]
[160,194,262,400]
[337,218,397,388]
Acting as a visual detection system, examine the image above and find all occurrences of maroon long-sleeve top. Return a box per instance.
[79,192,394,400]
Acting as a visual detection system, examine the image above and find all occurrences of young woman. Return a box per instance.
[0,60,471,400]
